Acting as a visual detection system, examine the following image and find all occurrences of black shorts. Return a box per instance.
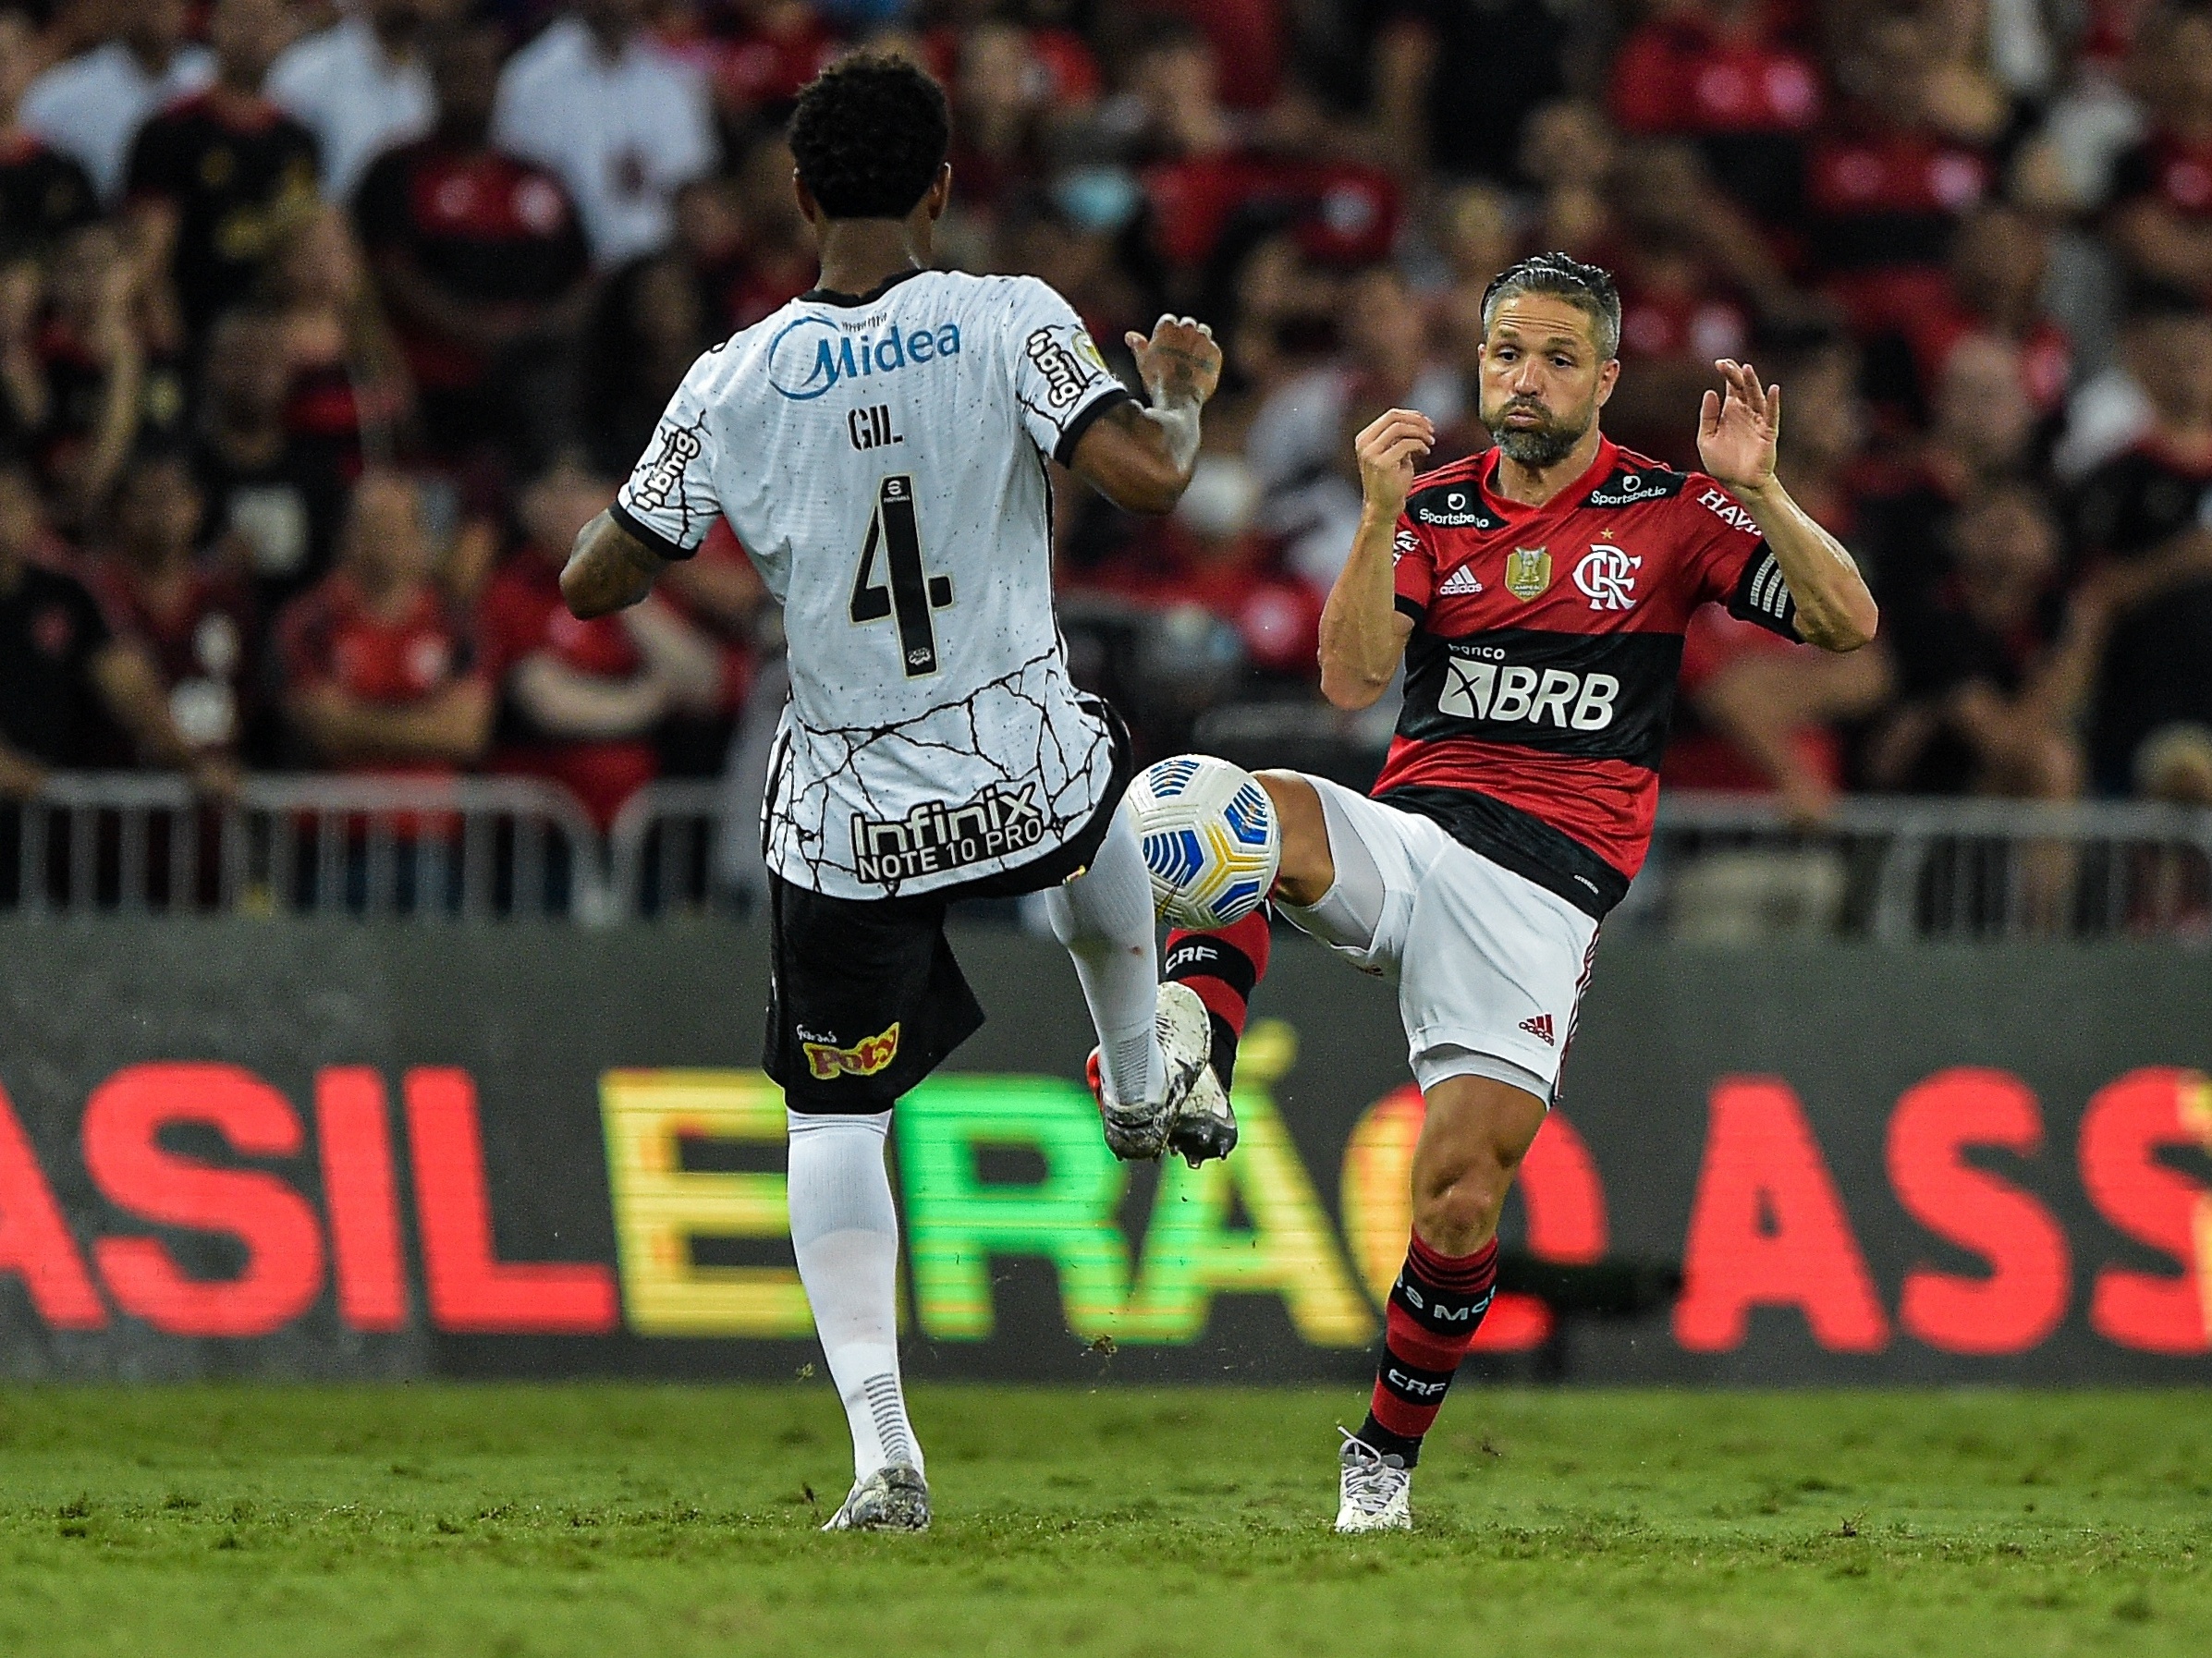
[765,709,1134,1113]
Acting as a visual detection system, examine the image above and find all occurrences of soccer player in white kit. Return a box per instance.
[561,54,1225,1531]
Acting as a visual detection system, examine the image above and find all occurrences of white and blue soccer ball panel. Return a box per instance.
[1128,754,1281,929]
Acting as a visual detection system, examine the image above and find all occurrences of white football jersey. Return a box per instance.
[614,268,1131,900]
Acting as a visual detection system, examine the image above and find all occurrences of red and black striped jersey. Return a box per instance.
[1376,436,1799,917]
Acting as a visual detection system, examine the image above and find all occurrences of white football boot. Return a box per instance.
[1165,1059,1239,1167]
[821,1463,930,1532]
[1089,982,1213,1161]
[1334,1432,1413,1533]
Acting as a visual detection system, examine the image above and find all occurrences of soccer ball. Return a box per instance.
[1127,755,1281,929]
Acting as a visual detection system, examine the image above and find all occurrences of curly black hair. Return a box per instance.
[788,53,951,221]
[1480,252,1622,361]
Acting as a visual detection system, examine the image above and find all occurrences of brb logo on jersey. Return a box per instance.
[768,314,964,401]
[1573,543,1643,611]
[630,426,702,510]
[1438,652,1620,730]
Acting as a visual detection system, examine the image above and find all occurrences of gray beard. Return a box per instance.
[1489,413,1586,469]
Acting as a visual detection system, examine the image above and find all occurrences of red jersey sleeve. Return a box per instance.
[1679,473,1801,640]
[1391,514,1437,621]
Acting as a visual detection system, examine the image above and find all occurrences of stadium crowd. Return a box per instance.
[2,0,2212,835]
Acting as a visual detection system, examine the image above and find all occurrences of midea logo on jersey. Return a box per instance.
[767,314,963,400]
[1438,657,1620,729]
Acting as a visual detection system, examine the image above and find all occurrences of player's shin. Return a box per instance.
[785,1110,923,1483]
[1161,908,1272,1090]
[1047,808,1167,1109]
[1356,1233,1499,1465]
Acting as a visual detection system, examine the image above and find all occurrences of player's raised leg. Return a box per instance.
[1158,768,1368,1091]
[1045,804,1211,1160]
[1337,1073,1544,1532]
[786,1108,929,1531]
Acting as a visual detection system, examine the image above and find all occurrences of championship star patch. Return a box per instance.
[803,1022,901,1081]
[1505,545,1552,602]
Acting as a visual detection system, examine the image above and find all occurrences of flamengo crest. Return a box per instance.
[1573,542,1643,611]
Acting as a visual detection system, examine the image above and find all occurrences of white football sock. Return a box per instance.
[1044,805,1165,1107]
[785,1110,922,1481]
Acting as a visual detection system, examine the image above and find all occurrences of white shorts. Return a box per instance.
[1284,778,1601,1104]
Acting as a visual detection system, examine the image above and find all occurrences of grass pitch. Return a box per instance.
[0,1384,2205,1657]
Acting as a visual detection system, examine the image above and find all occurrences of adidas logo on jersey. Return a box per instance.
[1520,1013,1557,1046]
[1437,566,1483,596]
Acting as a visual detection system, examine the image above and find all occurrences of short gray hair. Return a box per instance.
[1480,252,1622,361]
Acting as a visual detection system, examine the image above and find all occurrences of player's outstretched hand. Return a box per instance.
[1124,314,1222,409]
[1353,408,1435,519]
[1698,360,1781,497]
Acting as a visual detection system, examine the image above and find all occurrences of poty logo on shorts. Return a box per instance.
[803,1022,901,1080]
[768,313,963,401]
[1573,543,1643,611]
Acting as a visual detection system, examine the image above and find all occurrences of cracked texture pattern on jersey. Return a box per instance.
[768,645,1114,899]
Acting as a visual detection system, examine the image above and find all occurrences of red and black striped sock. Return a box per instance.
[1356,1234,1499,1466]
[1162,909,1272,1089]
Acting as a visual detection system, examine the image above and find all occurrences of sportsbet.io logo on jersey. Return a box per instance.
[768,313,963,401]
[851,783,1049,884]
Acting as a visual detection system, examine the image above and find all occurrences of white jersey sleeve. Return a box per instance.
[1002,276,1130,467]
[612,356,724,558]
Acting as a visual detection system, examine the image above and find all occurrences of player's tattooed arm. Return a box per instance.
[562,511,671,619]
[1699,360,1880,652]
[1069,314,1222,514]
[1320,408,1430,710]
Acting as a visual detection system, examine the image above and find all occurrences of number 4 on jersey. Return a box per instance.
[849,474,954,677]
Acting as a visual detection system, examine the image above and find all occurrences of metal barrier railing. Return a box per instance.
[606,779,730,920]
[2,773,609,921]
[1642,792,2212,942]
[9,773,2212,939]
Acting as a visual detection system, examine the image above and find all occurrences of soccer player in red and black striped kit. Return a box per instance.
[1163,254,1881,1530]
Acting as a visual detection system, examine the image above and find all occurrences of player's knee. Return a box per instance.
[1411,1140,1519,1254]
[1254,770,1332,905]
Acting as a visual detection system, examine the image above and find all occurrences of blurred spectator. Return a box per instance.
[1858,332,2040,606]
[1246,264,1461,591]
[478,459,719,828]
[492,0,718,266]
[1905,202,2072,418]
[2068,301,2212,608]
[2106,1,2212,305]
[124,0,320,342]
[708,0,844,131]
[0,12,100,264]
[276,467,490,776]
[85,449,262,762]
[1375,0,1572,186]
[581,248,713,479]
[19,0,214,203]
[687,135,814,334]
[0,461,226,792]
[1,222,143,524]
[270,205,408,474]
[1608,0,1824,226]
[268,0,439,204]
[355,18,593,473]
[1807,1,2006,335]
[1867,481,2083,801]
[192,306,348,609]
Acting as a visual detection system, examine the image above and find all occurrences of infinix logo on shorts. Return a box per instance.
[768,314,963,401]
